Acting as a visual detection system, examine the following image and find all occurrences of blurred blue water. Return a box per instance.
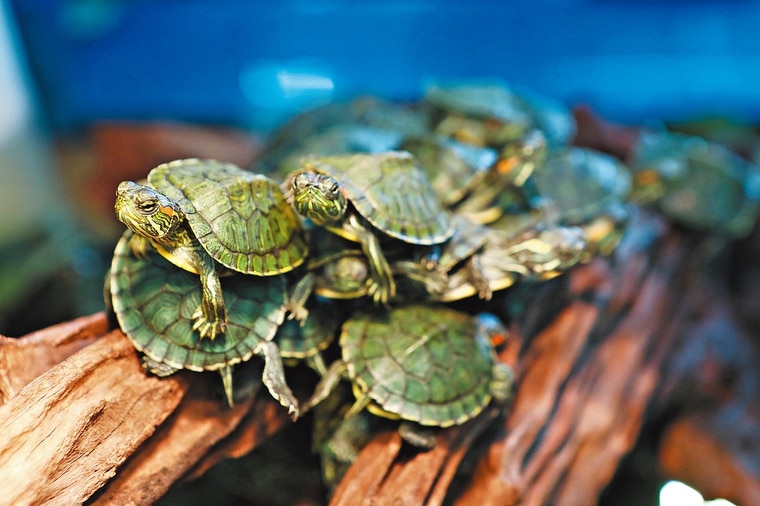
[9,0,760,132]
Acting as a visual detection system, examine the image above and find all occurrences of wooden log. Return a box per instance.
[0,320,290,506]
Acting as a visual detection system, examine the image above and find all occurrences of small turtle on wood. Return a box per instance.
[107,230,299,416]
[304,303,514,449]
[114,158,308,340]
[283,151,453,304]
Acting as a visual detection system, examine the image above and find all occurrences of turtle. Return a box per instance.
[284,224,448,312]
[401,129,547,226]
[304,303,515,449]
[108,230,299,417]
[423,81,576,148]
[434,224,589,302]
[424,82,534,147]
[282,151,454,304]
[400,134,500,208]
[274,298,342,375]
[392,216,589,303]
[254,96,428,177]
[527,147,632,224]
[493,146,633,256]
[114,158,309,340]
[451,128,548,224]
[626,129,760,237]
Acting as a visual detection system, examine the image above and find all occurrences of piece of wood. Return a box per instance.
[0,331,184,505]
[0,312,108,403]
[0,322,290,506]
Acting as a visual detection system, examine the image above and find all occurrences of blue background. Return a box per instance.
[9,0,760,132]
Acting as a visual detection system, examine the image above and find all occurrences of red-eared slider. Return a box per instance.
[402,129,546,225]
[453,129,548,224]
[400,134,499,207]
[304,304,514,449]
[255,96,427,177]
[283,151,454,304]
[114,158,308,340]
[275,298,342,375]
[284,218,449,310]
[424,81,576,148]
[494,147,632,256]
[108,230,299,417]
[424,83,533,146]
[434,225,588,302]
[627,130,760,237]
[393,216,588,303]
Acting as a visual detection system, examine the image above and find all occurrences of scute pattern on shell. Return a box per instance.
[110,231,287,371]
[148,158,308,275]
[306,152,454,245]
[341,304,494,427]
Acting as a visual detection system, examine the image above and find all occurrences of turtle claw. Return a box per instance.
[191,307,227,340]
[285,301,310,326]
[367,275,395,306]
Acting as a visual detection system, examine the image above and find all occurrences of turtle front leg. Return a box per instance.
[304,360,348,414]
[344,215,396,305]
[142,356,179,377]
[191,253,228,340]
[285,272,316,324]
[256,341,300,420]
[464,255,493,301]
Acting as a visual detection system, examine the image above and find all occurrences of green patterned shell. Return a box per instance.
[303,151,454,245]
[109,231,287,371]
[148,158,308,275]
[400,135,498,207]
[530,147,632,224]
[340,304,498,427]
[627,130,760,237]
[275,300,340,362]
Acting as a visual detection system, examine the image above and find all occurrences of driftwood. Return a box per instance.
[1,209,759,505]
[0,317,290,505]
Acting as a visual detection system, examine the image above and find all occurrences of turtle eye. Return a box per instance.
[329,182,340,196]
[137,199,159,214]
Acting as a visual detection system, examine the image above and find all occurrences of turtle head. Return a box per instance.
[286,171,348,225]
[114,181,183,240]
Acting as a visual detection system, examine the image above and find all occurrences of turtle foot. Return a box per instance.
[285,300,310,326]
[142,356,178,377]
[398,422,437,450]
[192,307,227,340]
[367,277,396,306]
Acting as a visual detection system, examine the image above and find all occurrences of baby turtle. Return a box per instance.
[435,225,589,302]
[305,303,514,449]
[114,158,308,340]
[275,298,342,375]
[108,230,299,417]
[627,130,760,237]
[283,151,454,304]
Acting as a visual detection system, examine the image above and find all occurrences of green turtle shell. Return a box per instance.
[530,147,632,225]
[109,231,287,371]
[148,158,308,275]
[275,299,340,363]
[340,304,497,427]
[303,151,454,245]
